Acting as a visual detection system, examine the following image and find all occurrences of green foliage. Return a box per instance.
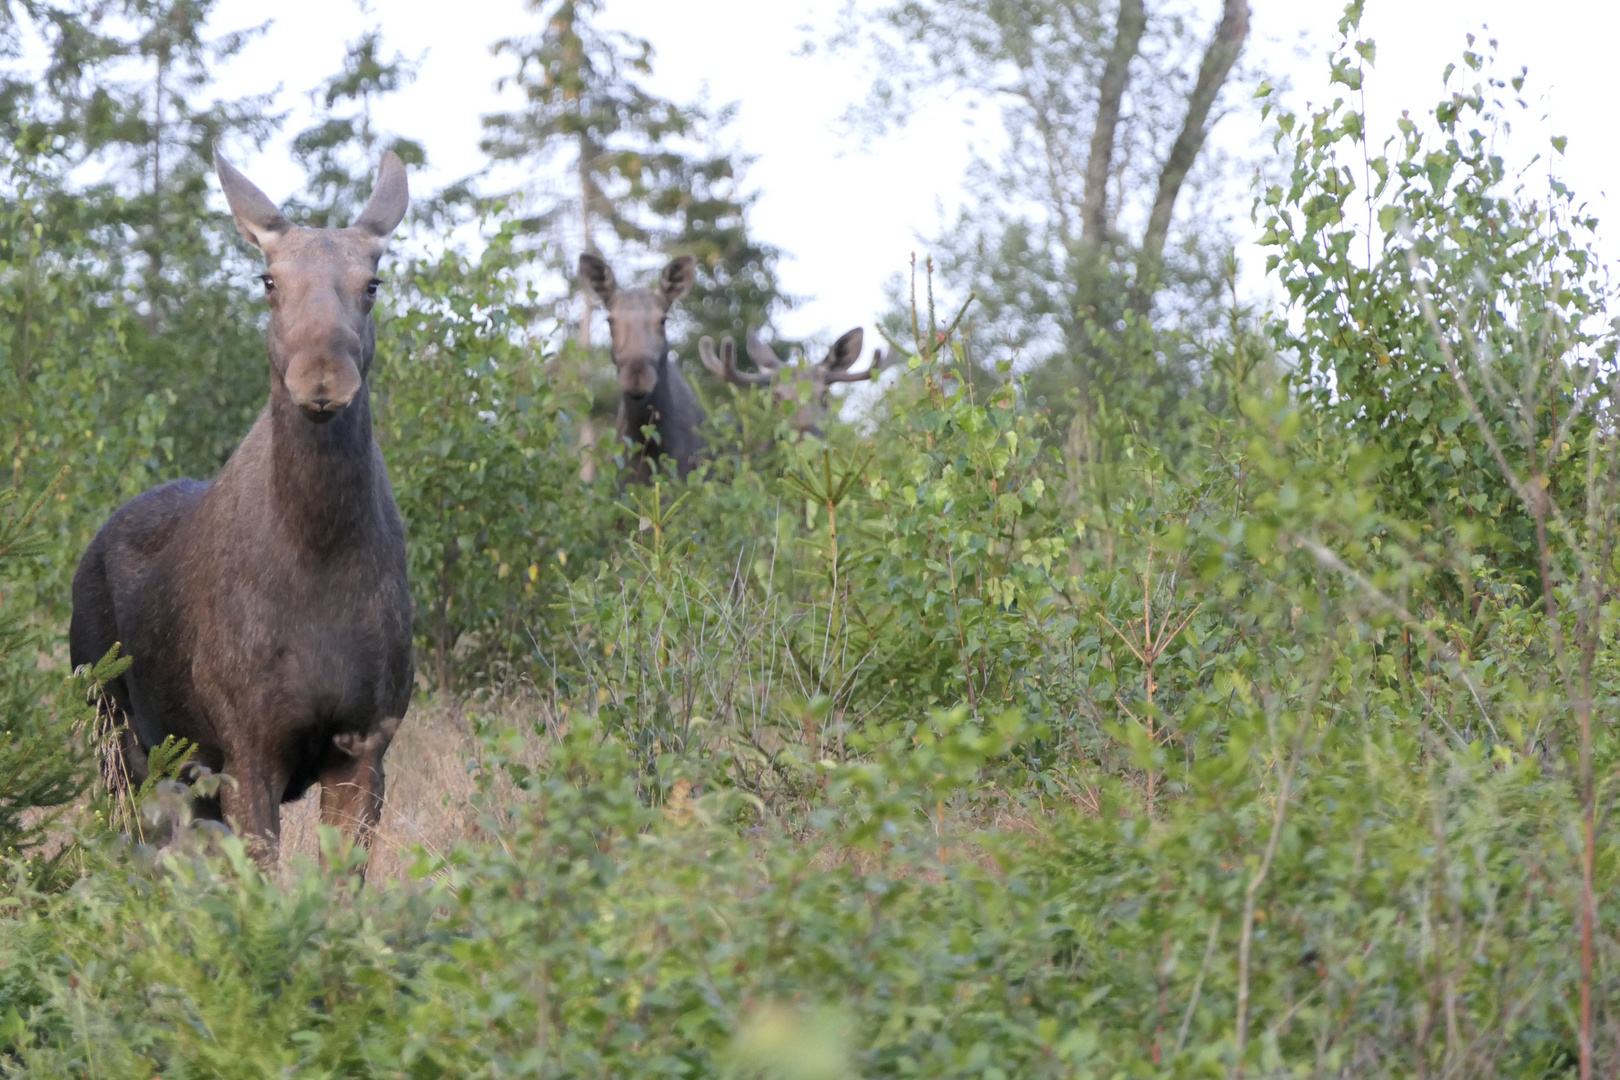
[855,349,1070,720]
[0,0,282,616]
[0,480,76,864]
[0,477,126,883]
[7,5,1620,1077]
[17,0,280,478]
[375,222,609,691]
[1258,26,1611,594]
[0,142,172,613]
[3,694,1617,1076]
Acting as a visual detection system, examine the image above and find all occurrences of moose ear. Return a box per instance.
[827,327,865,373]
[658,254,696,307]
[215,149,292,253]
[579,253,616,305]
[353,151,409,241]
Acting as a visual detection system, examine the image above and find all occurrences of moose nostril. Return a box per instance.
[300,395,344,423]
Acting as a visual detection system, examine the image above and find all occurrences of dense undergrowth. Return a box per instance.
[5,13,1620,1078]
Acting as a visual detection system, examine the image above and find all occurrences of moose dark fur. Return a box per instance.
[579,253,705,483]
[69,151,414,869]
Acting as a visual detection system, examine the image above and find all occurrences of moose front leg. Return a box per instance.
[219,762,283,868]
[317,716,402,876]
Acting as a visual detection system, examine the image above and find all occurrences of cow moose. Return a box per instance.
[698,326,899,435]
[69,150,415,872]
[579,252,706,483]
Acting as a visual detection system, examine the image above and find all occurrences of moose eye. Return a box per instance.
[258,274,275,295]
[366,278,382,298]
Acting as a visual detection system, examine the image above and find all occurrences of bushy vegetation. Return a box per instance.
[0,477,125,887]
[4,4,1620,1077]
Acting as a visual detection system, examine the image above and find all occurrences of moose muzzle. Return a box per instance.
[287,352,362,423]
[618,357,660,400]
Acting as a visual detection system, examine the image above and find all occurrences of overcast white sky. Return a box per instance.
[207,0,1619,349]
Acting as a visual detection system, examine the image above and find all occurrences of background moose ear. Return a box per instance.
[353,151,409,241]
[215,149,292,253]
[657,254,697,307]
[579,253,617,305]
[827,327,865,372]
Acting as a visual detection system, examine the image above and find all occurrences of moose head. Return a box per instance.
[579,253,697,401]
[216,149,409,423]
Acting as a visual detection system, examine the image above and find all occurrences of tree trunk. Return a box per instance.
[145,45,168,335]
[1134,0,1250,315]
[577,136,595,345]
[435,541,459,695]
[1080,0,1147,247]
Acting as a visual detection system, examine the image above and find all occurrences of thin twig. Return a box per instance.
[1289,533,1496,740]
[1175,913,1222,1057]
[1234,707,1303,1078]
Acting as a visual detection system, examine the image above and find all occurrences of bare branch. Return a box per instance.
[1175,913,1222,1057]
[1234,705,1300,1077]
[1290,532,1497,740]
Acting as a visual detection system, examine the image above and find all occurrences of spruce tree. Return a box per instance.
[19,0,281,477]
[0,478,121,879]
[288,24,427,228]
[481,0,788,351]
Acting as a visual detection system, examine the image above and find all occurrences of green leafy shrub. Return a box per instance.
[1258,16,1611,597]
[375,222,612,692]
[8,5,1620,1077]
[0,163,175,618]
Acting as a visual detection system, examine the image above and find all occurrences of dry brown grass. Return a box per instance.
[276,693,545,884]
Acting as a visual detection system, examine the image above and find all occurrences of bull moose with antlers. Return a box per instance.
[699,327,899,435]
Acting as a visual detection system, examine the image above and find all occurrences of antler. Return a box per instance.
[872,341,907,372]
[704,327,907,389]
[698,335,771,386]
[744,330,788,376]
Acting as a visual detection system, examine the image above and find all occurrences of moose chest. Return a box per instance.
[182,532,412,728]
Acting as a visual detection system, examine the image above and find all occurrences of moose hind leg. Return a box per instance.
[317,717,401,873]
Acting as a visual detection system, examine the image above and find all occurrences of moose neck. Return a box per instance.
[624,353,674,450]
[268,377,377,552]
